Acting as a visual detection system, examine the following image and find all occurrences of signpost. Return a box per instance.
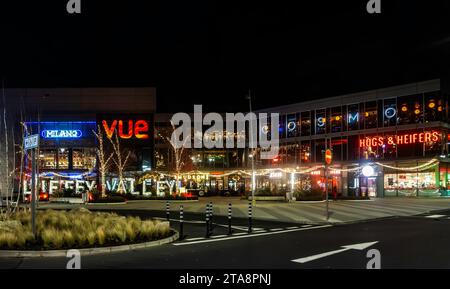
[24,134,39,237]
[324,146,332,221]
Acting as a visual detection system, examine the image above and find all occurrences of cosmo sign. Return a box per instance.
[359,131,440,148]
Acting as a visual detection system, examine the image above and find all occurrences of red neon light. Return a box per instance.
[102,120,117,139]
[325,149,332,165]
[359,131,440,148]
[118,120,133,139]
[135,120,149,139]
[102,119,150,139]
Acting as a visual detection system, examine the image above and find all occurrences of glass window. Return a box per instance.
[424,91,445,122]
[315,109,326,135]
[314,139,325,163]
[382,133,397,159]
[279,115,286,139]
[359,134,382,160]
[424,130,442,157]
[58,148,69,169]
[285,144,298,164]
[398,94,423,125]
[364,101,378,129]
[331,138,343,162]
[286,114,298,138]
[39,149,57,169]
[72,148,96,170]
[396,130,424,158]
[300,111,311,136]
[300,141,311,163]
[383,98,397,127]
[347,135,359,161]
[330,106,343,133]
[347,104,359,131]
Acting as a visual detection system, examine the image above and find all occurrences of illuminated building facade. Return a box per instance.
[255,79,450,197]
[1,87,156,196]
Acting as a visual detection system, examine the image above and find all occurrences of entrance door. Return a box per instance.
[359,177,377,197]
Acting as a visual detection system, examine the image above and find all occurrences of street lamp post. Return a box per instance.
[246,90,256,205]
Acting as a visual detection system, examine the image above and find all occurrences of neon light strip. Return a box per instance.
[25,121,97,124]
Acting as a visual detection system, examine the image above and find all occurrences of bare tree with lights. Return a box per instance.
[109,133,131,194]
[93,125,114,198]
[157,122,192,194]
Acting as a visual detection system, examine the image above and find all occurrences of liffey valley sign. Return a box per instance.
[22,178,178,196]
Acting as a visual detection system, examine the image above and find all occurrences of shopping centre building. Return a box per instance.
[0,87,156,196]
[1,78,449,198]
[154,78,450,198]
[251,78,450,198]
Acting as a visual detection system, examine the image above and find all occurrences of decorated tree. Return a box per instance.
[93,125,114,197]
[157,122,193,194]
[109,133,131,194]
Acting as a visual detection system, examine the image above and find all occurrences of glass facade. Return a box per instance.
[278,91,447,137]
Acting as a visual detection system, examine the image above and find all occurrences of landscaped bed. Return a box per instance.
[0,208,172,250]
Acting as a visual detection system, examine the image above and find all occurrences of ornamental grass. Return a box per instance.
[0,208,171,250]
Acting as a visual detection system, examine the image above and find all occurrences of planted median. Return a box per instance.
[0,208,173,250]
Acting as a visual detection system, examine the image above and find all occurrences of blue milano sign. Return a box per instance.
[41,129,83,139]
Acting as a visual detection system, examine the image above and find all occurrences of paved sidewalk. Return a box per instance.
[39,197,450,225]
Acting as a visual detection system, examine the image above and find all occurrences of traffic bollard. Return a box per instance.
[228,203,232,235]
[248,202,253,233]
[179,205,184,240]
[209,202,214,234]
[205,203,210,238]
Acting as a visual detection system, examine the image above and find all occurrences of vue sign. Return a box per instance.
[102,120,149,139]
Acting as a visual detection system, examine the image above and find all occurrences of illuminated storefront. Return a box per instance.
[253,79,450,198]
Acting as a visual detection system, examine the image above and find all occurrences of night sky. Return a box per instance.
[1,1,450,112]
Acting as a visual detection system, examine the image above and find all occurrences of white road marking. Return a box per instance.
[301,224,313,227]
[232,225,264,231]
[425,215,446,218]
[291,241,379,264]
[173,225,332,246]
[211,235,227,239]
[184,237,205,241]
[269,228,283,231]
[233,232,247,236]
[286,226,299,229]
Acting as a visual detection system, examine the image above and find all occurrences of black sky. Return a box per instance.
[2,1,450,112]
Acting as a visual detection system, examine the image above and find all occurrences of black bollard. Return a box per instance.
[209,202,214,234]
[228,203,232,235]
[166,201,170,222]
[179,205,184,240]
[248,202,253,233]
[205,203,210,238]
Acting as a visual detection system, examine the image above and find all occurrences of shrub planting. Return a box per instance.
[0,208,172,250]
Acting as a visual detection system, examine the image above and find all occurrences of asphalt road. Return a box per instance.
[2,209,450,269]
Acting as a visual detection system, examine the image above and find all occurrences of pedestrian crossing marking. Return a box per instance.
[173,225,333,246]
